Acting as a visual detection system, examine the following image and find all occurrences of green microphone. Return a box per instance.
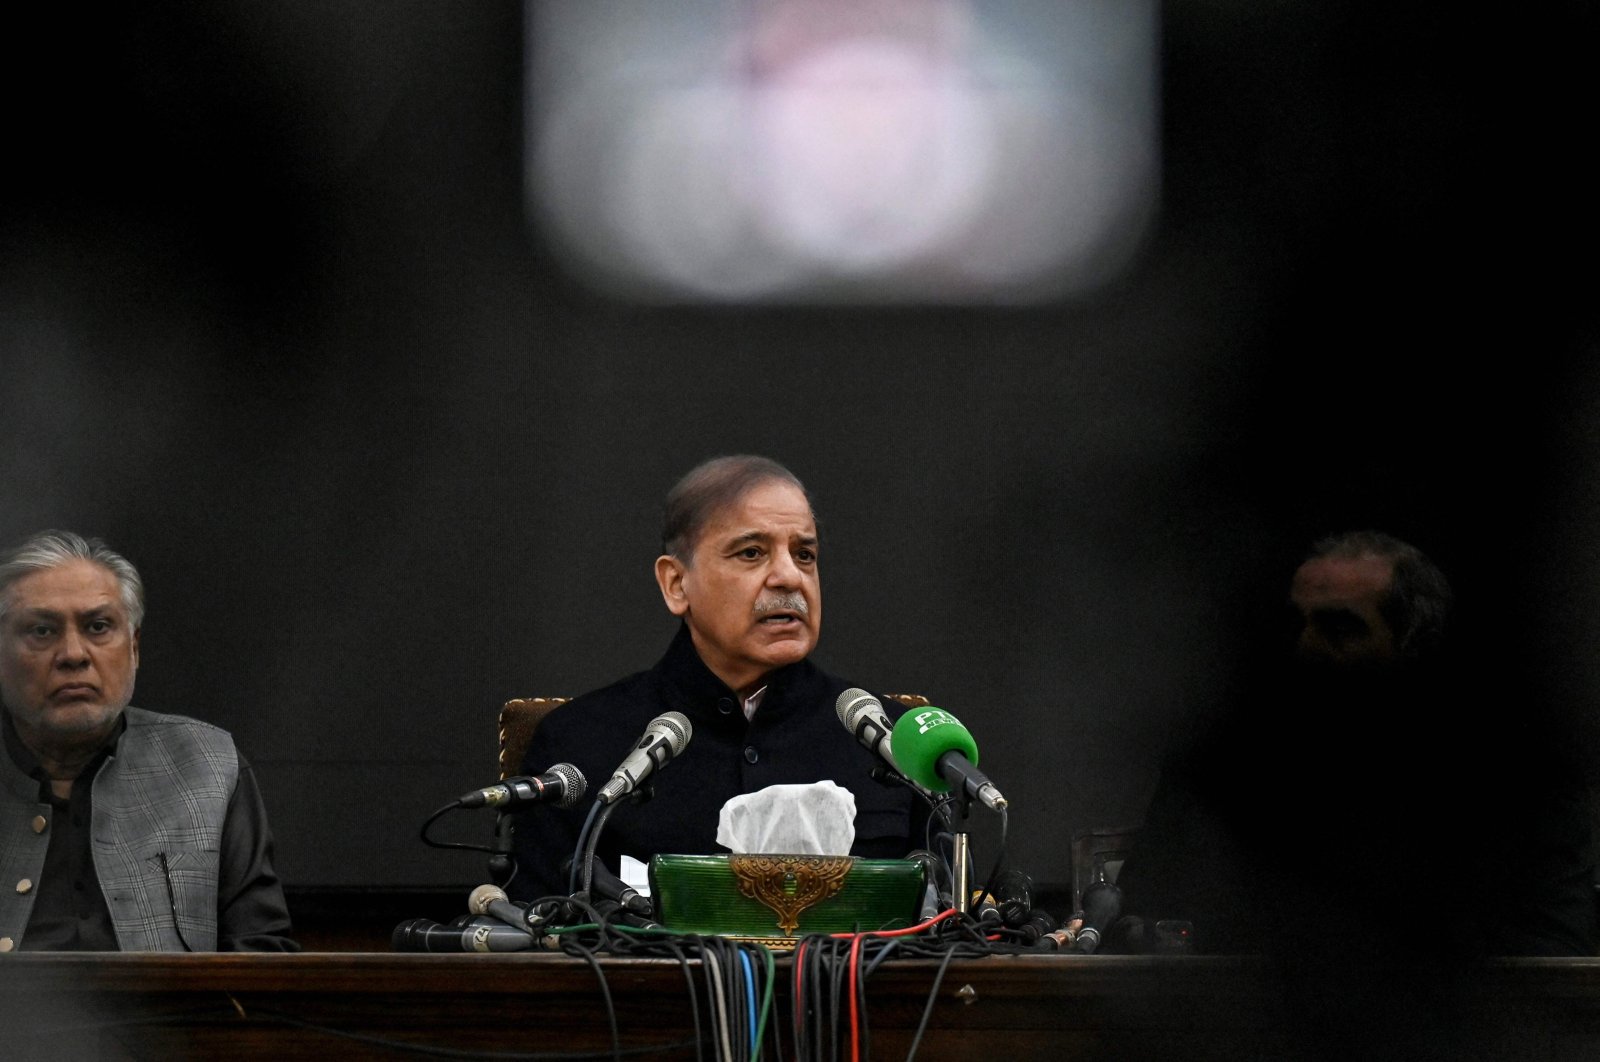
[889,707,1008,811]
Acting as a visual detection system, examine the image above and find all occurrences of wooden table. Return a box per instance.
[5,952,1600,1060]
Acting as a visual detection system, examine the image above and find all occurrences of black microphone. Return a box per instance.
[1017,909,1060,946]
[561,856,654,918]
[391,916,540,952]
[836,689,904,775]
[468,884,536,933]
[1072,879,1124,954]
[991,869,1034,929]
[457,763,587,809]
[597,712,692,805]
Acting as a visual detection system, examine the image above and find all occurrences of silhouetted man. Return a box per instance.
[1122,530,1594,956]
[1118,530,1596,1054]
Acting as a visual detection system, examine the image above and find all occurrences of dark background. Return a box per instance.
[1,2,1594,897]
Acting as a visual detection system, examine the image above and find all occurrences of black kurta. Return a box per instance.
[509,625,924,902]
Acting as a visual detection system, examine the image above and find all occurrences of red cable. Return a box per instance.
[829,907,960,940]
[848,932,863,1062]
[819,908,960,1062]
[793,938,809,1049]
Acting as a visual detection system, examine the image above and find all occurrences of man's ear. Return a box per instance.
[655,555,690,616]
[130,627,141,671]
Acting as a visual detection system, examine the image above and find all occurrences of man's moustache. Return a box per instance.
[754,595,808,616]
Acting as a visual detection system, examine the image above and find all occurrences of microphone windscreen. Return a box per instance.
[468,883,508,914]
[836,688,881,728]
[546,762,587,808]
[655,712,693,754]
[889,707,979,793]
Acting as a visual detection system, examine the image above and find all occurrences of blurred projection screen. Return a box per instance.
[526,0,1159,304]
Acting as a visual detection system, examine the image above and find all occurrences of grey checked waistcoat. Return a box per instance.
[0,707,238,951]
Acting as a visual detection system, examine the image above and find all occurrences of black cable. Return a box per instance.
[568,800,606,894]
[419,801,496,854]
[861,937,902,978]
[799,938,822,1062]
[796,940,819,1055]
[968,806,1010,940]
[902,943,960,1062]
[562,935,622,1062]
[666,938,706,1062]
[580,801,623,898]
[827,937,845,1062]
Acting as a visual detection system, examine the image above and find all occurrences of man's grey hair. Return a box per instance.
[1308,529,1452,658]
[662,455,813,563]
[0,530,146,630]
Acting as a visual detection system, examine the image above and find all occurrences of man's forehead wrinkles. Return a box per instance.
[15,602,116,618]
[12,606,67,624]
[718,527,817,547]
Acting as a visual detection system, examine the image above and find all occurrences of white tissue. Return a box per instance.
[716,781,858,855]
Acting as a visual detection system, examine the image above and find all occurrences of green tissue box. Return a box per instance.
[649,853,925,944]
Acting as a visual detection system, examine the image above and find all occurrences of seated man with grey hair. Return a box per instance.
[0,531,294,951]
[510,455,925,902]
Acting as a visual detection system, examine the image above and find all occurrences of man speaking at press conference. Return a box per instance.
[509,455,924,901]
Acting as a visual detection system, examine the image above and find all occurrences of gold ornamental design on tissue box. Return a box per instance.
[729,854,855,936]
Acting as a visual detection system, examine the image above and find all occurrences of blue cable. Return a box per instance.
[741,948,758,1056]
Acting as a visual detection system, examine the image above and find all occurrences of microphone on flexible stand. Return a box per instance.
[456,763,587,809]
[597,713,692,806]
[837,689,906,775]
